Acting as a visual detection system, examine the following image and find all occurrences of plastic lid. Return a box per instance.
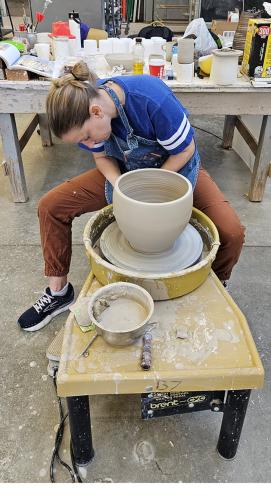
[69,10,80,20]
[49,21,76,39]
[135,37,143,43]
[212,48,243,57]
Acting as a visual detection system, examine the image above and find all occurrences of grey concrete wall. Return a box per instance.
[30,0,104,32]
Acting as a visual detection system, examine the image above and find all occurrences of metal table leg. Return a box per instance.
[67,396,94,466]
[217,389,251,460]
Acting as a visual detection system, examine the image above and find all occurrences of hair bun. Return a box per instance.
[71,61,90,81]
[52,74,75,88]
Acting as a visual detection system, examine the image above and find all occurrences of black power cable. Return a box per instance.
[50,368,83,483]
[191,124,223,142]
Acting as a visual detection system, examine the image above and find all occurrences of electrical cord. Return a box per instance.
[50,368,83,483]
[191,124,223,142]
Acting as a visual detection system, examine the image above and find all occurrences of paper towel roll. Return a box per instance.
[175,62,194,83]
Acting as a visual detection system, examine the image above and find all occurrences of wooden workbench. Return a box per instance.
[0,76,270,202]
[57,271,264,466]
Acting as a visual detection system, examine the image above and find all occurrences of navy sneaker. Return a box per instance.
[18,283,74,332]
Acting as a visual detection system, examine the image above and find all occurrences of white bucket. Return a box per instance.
[210,48,243,85]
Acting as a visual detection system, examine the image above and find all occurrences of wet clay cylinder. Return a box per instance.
[113,169,193,254]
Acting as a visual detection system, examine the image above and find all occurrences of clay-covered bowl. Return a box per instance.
[113,169,193,253]
[88,282,154,346]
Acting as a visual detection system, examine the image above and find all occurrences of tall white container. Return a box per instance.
[151,37,165,56]
[69,11,81,52]
[210,49,243,85]
[52,37,71,60]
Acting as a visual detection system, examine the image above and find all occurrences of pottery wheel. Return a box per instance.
[100,221,203,274]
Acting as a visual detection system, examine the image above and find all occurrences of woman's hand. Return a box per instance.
[92,152,121,186]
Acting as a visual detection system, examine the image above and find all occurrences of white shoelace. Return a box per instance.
[33,292,52,313]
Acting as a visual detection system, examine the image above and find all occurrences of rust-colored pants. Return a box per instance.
[38,166,245,281]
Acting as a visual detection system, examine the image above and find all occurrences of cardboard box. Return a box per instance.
[211,20,238,35]
[5,69,30,80]
[241,19,271,78]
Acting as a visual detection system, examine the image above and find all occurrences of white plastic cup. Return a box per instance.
[99,38,113,54]
[149,57,165,78]
[175,62,194,83]
[34,42,50,60]
[84,39,97,55]
[36,32,51,45]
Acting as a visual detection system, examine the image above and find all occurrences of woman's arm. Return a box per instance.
[92,151,121,186]
[160,139,195,173]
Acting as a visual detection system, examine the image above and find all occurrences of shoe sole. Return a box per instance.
[20,299,75,332]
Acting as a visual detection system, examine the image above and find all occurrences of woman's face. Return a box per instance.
[61,104,112,148]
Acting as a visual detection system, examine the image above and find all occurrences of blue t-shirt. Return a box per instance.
[79,75,194,155]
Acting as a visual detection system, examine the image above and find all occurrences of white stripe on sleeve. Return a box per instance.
[162,121,191,151]
[92,141,105,149]
[157,115,187,146]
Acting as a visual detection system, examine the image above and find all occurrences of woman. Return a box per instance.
[18,62,245,331]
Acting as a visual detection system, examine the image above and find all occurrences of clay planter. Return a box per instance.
[113,169,193,253]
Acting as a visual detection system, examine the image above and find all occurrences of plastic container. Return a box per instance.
[148,56,165,78]
[69,11,81,52]
[175,62,194,83]
[34,42,50,60]
[52,36,70,60]
[210,48,243,85]
[133,38,144,75]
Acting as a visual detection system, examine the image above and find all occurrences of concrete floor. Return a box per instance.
[0,114,270,483]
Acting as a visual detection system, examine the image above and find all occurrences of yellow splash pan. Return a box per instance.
[83,206,220,300]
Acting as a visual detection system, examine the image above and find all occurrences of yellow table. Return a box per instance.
[57,271,264,466]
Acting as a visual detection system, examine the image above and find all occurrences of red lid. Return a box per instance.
[49,21,76,39]
[19,23,26,32]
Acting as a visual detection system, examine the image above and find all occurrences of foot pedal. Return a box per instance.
[46,325,65,376]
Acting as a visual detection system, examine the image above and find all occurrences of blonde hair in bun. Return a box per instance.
[47,61,98,137]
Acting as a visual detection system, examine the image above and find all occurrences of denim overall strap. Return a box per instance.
[99,84,138,150]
